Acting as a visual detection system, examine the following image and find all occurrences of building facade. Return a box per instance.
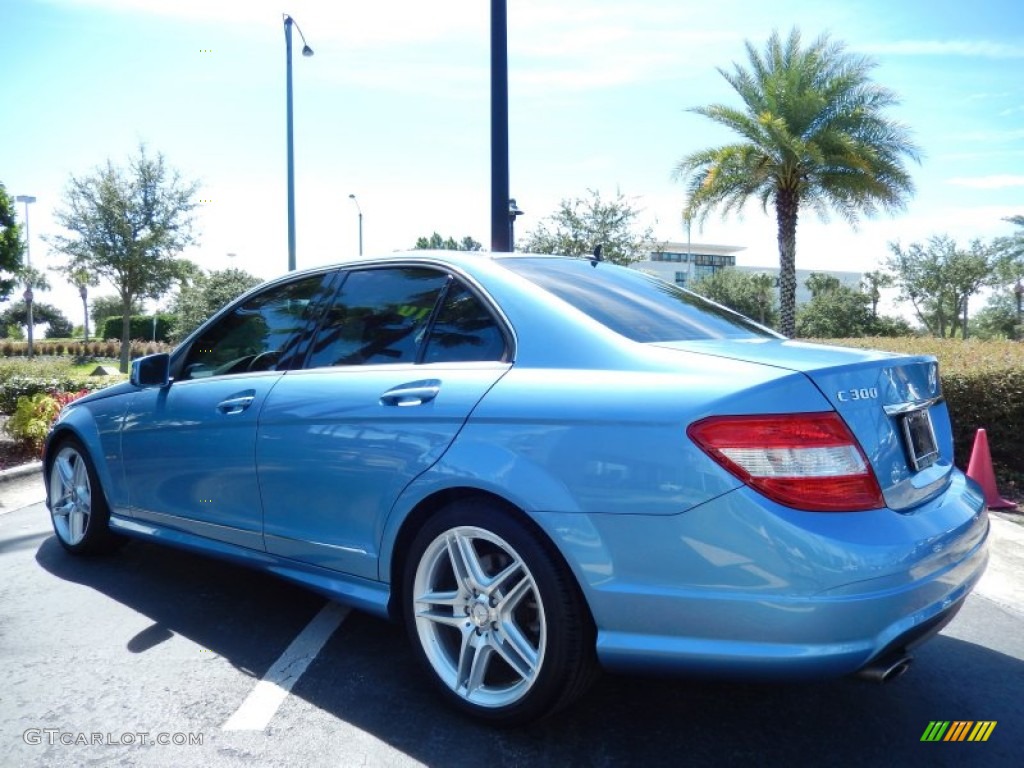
[634,241,862,306]
[637,241,743,288]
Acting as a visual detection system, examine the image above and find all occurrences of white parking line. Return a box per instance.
[223,601,350,731]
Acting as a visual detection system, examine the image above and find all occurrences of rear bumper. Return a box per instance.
[594,538,986,678]
[532,470,989,679]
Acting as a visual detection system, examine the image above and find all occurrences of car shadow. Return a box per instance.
[36,535,1023,767]
[35,535,325,678]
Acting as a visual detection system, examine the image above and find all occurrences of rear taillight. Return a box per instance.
[687,412,884,512]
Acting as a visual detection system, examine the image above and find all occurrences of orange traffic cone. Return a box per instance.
[965,429,1015,510]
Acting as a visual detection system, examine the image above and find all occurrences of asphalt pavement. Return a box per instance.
[2,464,1022,767]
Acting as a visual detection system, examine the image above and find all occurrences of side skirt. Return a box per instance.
[109,515,391,619]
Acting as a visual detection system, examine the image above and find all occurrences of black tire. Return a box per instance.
[47,436,123,555]
[403,499,597,725]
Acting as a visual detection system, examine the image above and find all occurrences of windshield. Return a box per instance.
[498,257,779,342]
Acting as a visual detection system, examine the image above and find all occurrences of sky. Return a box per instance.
[2,0,1023,323]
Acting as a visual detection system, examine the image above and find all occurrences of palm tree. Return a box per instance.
[67,267,97,341]
[17,266,50,358]
[861,270,894,319]
[805,272,842,299]
[675,28,920,337]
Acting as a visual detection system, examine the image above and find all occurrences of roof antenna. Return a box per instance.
[590,244,603,266]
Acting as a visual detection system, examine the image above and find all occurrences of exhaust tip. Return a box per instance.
[857,652,913,683]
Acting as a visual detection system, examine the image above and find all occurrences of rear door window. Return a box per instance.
[306,268,449,368]
[423,282,508,363]
[306,267,509,368]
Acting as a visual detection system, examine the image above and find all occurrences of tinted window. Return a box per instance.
[423,282,507,363]
[181,274,328,379]
[307,268,448,368]
[498,258,777,342]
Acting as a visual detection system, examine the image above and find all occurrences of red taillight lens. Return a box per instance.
[687,412,884,512]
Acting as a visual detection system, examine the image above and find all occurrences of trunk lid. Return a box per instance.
[654,338,952,511]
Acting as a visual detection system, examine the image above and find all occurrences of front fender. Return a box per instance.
[45,394,133,516]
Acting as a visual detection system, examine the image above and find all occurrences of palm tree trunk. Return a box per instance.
[775,190,799,337]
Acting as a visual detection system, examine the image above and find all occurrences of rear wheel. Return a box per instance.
[403,500,596,724]
[47,438,122,554]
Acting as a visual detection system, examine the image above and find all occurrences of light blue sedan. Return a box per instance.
[44,252,988,724]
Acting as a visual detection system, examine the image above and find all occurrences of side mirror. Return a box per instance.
[131,353,171,388]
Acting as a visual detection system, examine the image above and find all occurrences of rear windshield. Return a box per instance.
[498,257,778,342]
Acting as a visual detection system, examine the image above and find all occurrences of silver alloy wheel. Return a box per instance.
[49,445,93,546]
[412,525,547,709]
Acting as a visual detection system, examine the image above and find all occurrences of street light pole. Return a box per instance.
[490,0,511,252]
[15,195,36,359]
[284,13,314,272]
[348,194,363,256]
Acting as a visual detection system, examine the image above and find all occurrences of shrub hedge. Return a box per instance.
[0,339,173,359]
[818,338,1024,474]
[101,314,175,344]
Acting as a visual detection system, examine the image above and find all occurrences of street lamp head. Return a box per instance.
[15,195,37,204]
[284,13,315,57]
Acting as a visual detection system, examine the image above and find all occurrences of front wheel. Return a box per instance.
[403,500,596,725]
[47,438,122,554]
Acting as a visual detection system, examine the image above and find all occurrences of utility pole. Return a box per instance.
[490,0,511,252]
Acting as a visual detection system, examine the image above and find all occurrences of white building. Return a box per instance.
[634,241,862,305]
[635,241,743,289]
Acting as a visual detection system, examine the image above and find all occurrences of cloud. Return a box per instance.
[45,0,744,93]
[46,0,486,46]
[860,39,1024,59]
[946,175,1024,190]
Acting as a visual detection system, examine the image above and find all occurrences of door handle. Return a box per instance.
[380,379,441,407]
[217,395,255,414]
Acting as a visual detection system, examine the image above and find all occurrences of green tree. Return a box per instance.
[795,284,873,338]
[970,289,1021,340]
[689,269,779,327]
[45,314,75,339]
[675,28,919,337]
[48,145,200,370]
[869,314,915,337]
[520,189,655,265]
[994,215,1024,268]
[0,183,25,302]
[169,267,262,341]
[414,233,483,251]
[0,300,70,335]
[886,236,1008,339]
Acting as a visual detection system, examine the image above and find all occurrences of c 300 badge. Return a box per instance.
[836,387,879,402]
